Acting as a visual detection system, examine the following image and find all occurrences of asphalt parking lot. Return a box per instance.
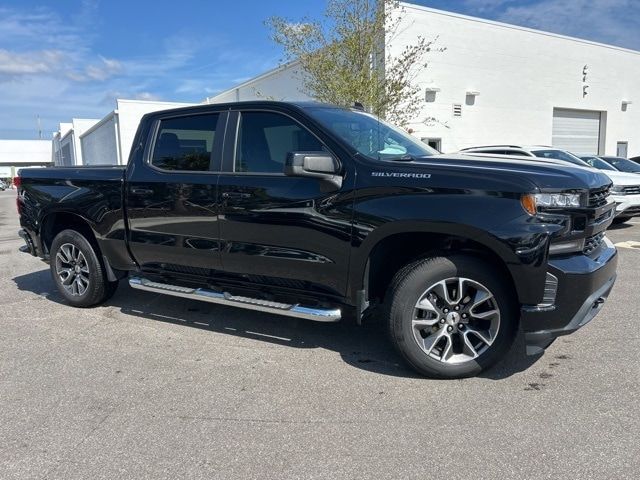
[1,189,639,480]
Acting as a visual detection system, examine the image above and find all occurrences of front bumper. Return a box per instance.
[611,193,640,217]
[522,237,618,355]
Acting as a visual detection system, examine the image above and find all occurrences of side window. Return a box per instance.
[503,150,528,156]
[151,113,219,171]
[236,111,325,173]
[482,150,508,155]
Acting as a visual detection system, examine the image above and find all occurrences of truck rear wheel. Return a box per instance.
[386,255,517,379]
[50,229,119,307]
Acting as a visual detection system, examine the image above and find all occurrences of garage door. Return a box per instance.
[552,108,601,156]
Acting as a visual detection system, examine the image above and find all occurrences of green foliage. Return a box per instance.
[266,0,438,126]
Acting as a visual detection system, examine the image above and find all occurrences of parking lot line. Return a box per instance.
[614,241,640,249]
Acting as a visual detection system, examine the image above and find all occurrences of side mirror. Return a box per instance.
[284,152,342,190]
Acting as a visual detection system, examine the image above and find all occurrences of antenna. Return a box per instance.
[37,115,42,139]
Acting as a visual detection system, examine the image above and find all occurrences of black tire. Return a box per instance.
[386,255,518,379]
[612,216,632,225]
[50,229,119,307]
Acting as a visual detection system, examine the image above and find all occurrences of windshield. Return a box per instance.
[306,107,438,160]
[532,149,590,167]
[580,156,618,171]
[604,157,640,173]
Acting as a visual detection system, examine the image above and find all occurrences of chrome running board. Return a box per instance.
[128,277,341,322]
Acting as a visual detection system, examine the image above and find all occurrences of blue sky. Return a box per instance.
[1,0,638,139]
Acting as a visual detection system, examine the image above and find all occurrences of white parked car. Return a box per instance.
[460,145,640,223]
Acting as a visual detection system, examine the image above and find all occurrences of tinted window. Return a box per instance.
[463,149,530,157]
[482,149,528,156]
[485,150,509,155]
[306,107,438,160]
[464,149,507,155]
[151,113,219,171]
[532,149,589,167]
[603,157,640,173]
[235,112,325,173]
[580,156,618,171]
[504,150,532,156]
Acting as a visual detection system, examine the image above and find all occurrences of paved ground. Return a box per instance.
[0,188,638,479]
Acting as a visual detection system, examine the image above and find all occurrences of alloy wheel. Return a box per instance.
[411,277,501,364]
[55,243,90,297]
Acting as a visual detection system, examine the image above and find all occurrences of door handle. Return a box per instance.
[131,188,154,196]
[222,192,252,199]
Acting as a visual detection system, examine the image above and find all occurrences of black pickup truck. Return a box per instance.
[17,101,618,378]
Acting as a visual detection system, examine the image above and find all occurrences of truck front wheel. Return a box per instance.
[386,255,517,379]
[50,229,119,307]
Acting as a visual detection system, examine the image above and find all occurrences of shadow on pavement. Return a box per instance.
[13,268,540,381]
[608,222,634,231]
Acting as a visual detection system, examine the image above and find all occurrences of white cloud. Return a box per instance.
[0,49,65,77]
[463,0,517,12]
[0,8,67,46]
[83,56,123,81]
[133,91,162,101]
[465,0,640,50]
[0,4,281,139]
[0,5,121,83]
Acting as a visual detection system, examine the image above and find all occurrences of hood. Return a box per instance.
[599,169,640,186]
[410,153,612,192]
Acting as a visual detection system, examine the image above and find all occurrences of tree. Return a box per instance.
[266,0,439,127]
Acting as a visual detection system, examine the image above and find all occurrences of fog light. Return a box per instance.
[549,239,585,255]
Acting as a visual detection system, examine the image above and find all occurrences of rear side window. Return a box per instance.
[480,149,510,155]
[151,113,219,171]
[235,111,325,173]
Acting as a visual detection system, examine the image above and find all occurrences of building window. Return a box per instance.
[617,142,629,158]
[421,138,442,152]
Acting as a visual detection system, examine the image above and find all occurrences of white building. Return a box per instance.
[203,62,308,104]
[52,118,100,166]
[55,99,193,166]
[204,2,640,158]
[0,140,52,180]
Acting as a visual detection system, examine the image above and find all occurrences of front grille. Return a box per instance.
[622,185,640,195]
[584,232,606,255]
[588,186,610,207]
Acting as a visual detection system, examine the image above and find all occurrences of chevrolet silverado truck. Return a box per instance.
[16,102,618,378]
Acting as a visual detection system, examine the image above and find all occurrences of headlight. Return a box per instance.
[535,193,581,208]
[521,193,582,214]
[610,185,626,194]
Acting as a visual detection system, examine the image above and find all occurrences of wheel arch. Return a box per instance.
[355,223,521,306]
[40,211,100,256]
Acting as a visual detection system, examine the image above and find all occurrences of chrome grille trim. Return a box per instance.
[588,186,611,208]
[583,232,606,256]
[622,185,640,195]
